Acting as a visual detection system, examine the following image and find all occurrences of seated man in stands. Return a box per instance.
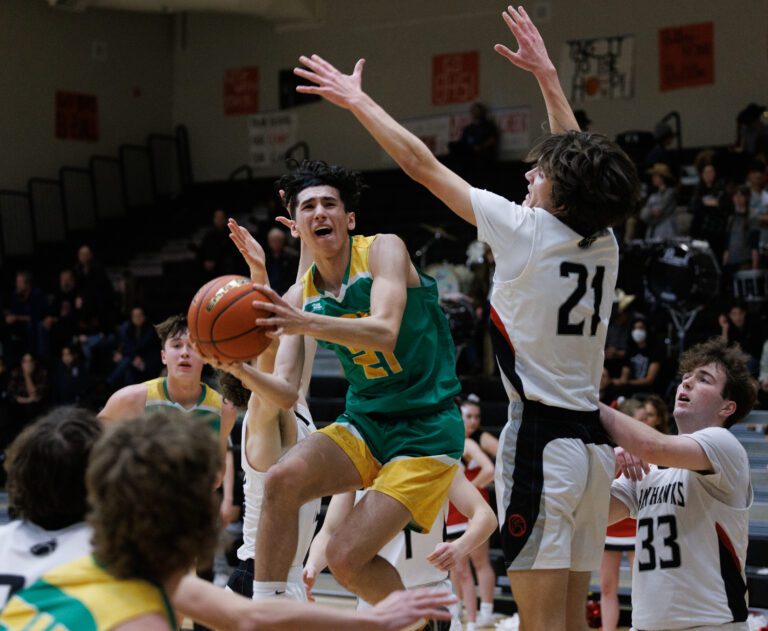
[602,337,757,630]
[0,408,455,631]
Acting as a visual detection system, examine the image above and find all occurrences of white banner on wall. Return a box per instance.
[395,105,530,161]
[559,35,635,102]
[248,112,298,168]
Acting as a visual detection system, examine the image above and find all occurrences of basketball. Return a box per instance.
[187,275,273,362]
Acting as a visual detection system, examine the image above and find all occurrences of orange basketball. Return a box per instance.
[187,275,273,362]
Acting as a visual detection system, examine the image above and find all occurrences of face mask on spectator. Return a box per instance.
[631,329,647,344]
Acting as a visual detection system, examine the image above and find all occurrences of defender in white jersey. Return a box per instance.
[304,471,496,630]
[0,406,100,605]
[293,6,639,629]
[603,338,758,630]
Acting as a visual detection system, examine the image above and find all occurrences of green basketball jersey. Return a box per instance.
[144,376,222,434]
[301,235,460,417]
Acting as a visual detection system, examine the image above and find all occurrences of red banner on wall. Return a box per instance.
[55,91,99,141]
[432,51,479,106]
[224,67,260,116]
[658,22,714,91]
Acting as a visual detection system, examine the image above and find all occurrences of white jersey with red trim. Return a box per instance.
[611,427,751,630]
[238,403,321,568]
[471,187,618,411]
[0,521,92,605]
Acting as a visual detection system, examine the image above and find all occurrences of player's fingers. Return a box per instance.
[352,58,365,80]
[296,85,330,96]
[294,67,323,85]
[494,44,520,64]
[310,53,339,75]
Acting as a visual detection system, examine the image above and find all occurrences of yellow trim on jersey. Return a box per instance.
[302,234,378,306]
[319,423,457,533]
[144,376,222,414]
[0,555,174,631]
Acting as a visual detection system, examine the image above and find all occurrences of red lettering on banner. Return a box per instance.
[432,51,479,105]
[55,91,99,142]
[658,23,714,91]
[224,67,260,115]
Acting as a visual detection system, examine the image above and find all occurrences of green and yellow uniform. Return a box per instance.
[303,234,464,532]
[144,376,222,434]
[0,555,176,631]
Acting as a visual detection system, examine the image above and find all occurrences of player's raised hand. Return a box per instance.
[370,588,456,630]
[294,54,366,110]
[494,5,555,76]
[427,541,463,571]
[252,284,309,337]
[228,218,267,284]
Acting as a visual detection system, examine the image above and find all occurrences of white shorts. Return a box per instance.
[495,401,614,572]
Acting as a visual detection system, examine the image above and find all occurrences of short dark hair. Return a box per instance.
[87,410,221,582]
[6,407,101,530]
[218,370,250,409]
[276,159,367,214]
[154,314,187,347]
[678,337,757,427]
[527,131,641,238]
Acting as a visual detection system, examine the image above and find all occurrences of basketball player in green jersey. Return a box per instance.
[244,160,465,611]
[98,314,237,521]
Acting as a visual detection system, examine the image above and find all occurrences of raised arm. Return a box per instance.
[494,6,578,133]
[600,403,713,471]
[427,472,496,571]
[253,234,411,353]
[294,55,475,225]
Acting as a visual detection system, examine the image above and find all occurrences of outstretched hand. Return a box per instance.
[294,54,366,110]
[370,588,456,630]
[615,446,651,482]
[494,5,555,76]
[228,218,267,284]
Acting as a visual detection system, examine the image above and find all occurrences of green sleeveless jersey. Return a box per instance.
[302,235,460,418]
[144,376,222,434]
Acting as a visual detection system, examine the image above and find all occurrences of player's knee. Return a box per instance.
[326,536,361,585]
[262,461,305,507]
[599,572,617,594]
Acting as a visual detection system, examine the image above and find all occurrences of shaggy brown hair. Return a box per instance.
[527,131,641,239]
[154,314,188,348]
[87,410,221,582]
[6,406,101,530]
[217,370,250,409]
[678,337,758,428]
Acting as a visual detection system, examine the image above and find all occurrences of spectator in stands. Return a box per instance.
[640,163,677,240]
[600,397,649,631]
[3,271,47,361]
[718,302,764,375]
[448,396,497,630]
[736,103,768,161]
[746,161,768,251]
[265,227,299,296]
[74,290,114,375]
[641,123,677,179]
[605,289,636,376]
[52,344,89,405]
[74,244,117,330]
[107,306,160,387]
[6,353,48,445]
[723,186,760,286]
[39,269,79,359]
[759,340,768,408]
[643,395,670,435]
[612,317,664,395]
[199,208,237,279]
[600,367,621,407]
[689,154,728,262]
[454,103,499,176]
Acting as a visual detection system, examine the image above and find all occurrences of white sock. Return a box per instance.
[251,580,288,599]
[479,602,494,616]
